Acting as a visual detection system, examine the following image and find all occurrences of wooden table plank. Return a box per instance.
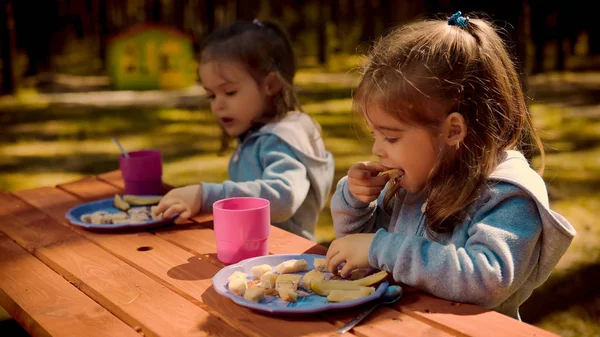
[15,186,355,337]
[0,192,244,337]
[57,177,121,201]
[0,231,140,337]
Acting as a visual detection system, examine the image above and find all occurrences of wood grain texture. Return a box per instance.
[15,185,354,337]
[0,232,140,337]
[0,192,244,337]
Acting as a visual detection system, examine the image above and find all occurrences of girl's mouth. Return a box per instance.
[220,117,234,126]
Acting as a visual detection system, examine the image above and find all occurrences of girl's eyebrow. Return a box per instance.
[202,81,237,92]
[373,125,405,132]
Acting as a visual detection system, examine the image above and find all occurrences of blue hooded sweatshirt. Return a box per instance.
[201,111,335,240]
[331,150,576,319]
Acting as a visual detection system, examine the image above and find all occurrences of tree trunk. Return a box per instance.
[0,0,17,95]
[316,0,328,64]
[98,0,108,69]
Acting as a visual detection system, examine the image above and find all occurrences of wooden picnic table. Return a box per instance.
[0,171,559,337]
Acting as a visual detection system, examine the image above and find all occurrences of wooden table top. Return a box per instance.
[0,171,558,337]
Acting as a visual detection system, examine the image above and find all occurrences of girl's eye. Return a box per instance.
[206,94,215,100]
[225,91,237,96]
[384,137,398,144]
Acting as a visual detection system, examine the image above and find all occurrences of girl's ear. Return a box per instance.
[441,112,467,147]
[263,72,283,96]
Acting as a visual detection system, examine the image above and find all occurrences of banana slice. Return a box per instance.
[327,287,375,302]
[310,279,365,296]
[123,195,163,206]
[113,194,130,211]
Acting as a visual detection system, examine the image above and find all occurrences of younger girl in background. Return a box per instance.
[155,20,334,241]
[325,12,575,319]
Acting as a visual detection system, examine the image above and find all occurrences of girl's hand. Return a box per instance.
[347,161,390,203]
[153,185,203,224]
[326,233,375,278]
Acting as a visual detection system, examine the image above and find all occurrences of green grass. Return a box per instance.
[1,60,600,336]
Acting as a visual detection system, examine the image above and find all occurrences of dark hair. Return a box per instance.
[200,20,302,152]
[354,13,545,237]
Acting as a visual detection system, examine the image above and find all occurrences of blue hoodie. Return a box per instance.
[201,112,335,240]
[331,150,576,319]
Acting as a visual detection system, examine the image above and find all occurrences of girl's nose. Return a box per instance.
[371,141,385,158]
[212,96,225,110]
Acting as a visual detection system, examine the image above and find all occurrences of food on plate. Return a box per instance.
[277,284,298,302]
[123,195,163,206]
[352,270,388,286]
[313,258,327,272]
[327,287,375,302]
[310,279,368,296]
[228,271,248,296]
[225,258,389,304]
[275,274,302,291]
[244,285,266,302]
[259,271,278,289]
[300,269,325,290]
[113,194,130,211]
[251,264,272,277]
[274,259,308,274]
[79,202,165,225]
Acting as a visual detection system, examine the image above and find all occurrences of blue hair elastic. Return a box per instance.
[448,11,469,28]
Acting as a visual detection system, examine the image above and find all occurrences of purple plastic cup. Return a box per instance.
[119,150,163,195]
[213,197,271,264]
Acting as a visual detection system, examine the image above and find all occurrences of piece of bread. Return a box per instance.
[251,264,273,277]
[275,274,302,291]
[300,269,326,290]
[243,285,266,302]
[260,271,279,289]
[277,284,298,302]
[313,258,327,272]
[378,168,404,180]
[228,277,247,296]
[274,259,308,274]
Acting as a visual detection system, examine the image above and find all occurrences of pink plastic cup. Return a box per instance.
[119,150,163,195]
[213,197,270,264]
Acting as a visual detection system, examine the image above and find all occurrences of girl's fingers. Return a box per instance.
[350,185,385,196]
[154,198,181,215]
[348,176,388,188]
[174,210,191,224]
[339,261,357,279]
[327,251,348,276]
[163,204,187,219]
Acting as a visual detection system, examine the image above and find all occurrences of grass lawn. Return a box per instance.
[1,60,599,336]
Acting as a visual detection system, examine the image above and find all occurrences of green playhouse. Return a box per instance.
[107,24,196,90]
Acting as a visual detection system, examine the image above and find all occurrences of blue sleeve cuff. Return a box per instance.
[201,182,224,214]
[368,228,406,271]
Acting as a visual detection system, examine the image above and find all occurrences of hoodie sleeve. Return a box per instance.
[369,184,543,308]
[330,176,391,237]
[201,135,310,223]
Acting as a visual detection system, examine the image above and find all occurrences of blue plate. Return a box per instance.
[212,254,388,314]
[65,196,177,231]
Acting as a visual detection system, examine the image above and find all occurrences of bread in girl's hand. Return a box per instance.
[378,168,404,180]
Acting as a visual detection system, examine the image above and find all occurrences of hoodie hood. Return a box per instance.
[490,150,576,284]
[255,111,335,211]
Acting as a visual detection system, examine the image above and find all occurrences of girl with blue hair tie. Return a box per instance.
[325,12,575,319]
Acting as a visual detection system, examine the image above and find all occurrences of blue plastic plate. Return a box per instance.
[65,196,177,231]
[212,253,388,314]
